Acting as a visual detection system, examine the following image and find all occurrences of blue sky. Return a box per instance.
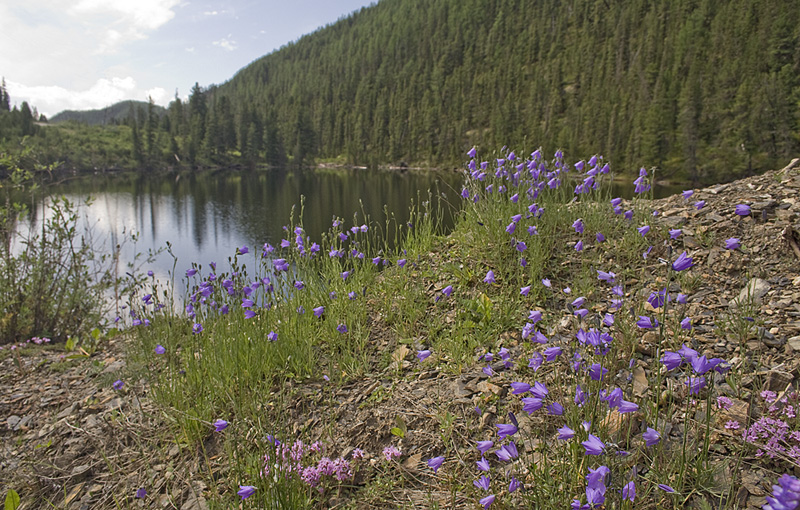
[0,0,376,117]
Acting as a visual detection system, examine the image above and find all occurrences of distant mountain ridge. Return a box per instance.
[50,101,166,125]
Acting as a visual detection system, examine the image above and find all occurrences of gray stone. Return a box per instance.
[70,464,92,481]
[7,415,21,430]
[101,360,125,374]
[766,370,794,392]
[751,200,778,210]
[756,327,783,348]
[56,402,79,420]
[105,398,123,411]
[730,278,771,309]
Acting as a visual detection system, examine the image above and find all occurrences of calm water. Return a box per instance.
[21,168,464,280]
[17,168,685,284]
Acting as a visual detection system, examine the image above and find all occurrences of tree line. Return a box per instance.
[215,0,800,182]
[2,0,799,182]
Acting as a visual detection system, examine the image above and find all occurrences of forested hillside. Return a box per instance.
[3,0,799,180]
[215,0,799,181]
[50,101,165,126]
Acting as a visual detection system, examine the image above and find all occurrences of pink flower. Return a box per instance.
[382,445,402,461]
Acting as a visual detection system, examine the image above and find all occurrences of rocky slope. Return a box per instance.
[3,158,800,509]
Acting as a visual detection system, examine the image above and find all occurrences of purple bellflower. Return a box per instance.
[764,474,800,510]
[427,456,445,473]
[582,434,605,455]
[672,251,693,271]
[237,485,256,500]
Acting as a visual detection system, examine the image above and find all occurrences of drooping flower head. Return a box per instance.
[557,425,575,440]
[214,419,229,432]
[636,316,658,329]
[427,456,445,473]
[597,270,615,283]
[479,494,496,509]
[725,238,741,250]
[496,423,518,439]
[672,251,694,271]
[686,376,707,395]
[582,434,605,455]
[237,485,256,500]
[621,481,636,502]
[476,441,493,455]
[643,427,661,446]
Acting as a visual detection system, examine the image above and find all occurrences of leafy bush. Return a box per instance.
[0,147,136,344]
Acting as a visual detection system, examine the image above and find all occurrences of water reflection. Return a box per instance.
[28,168,465,278]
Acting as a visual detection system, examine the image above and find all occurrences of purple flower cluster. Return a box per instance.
[742,409,800,461]
[262,438,358,491]
[469,415,526,508]
[660,344,729,395]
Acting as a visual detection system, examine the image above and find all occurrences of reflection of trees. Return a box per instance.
[27,169,464,270]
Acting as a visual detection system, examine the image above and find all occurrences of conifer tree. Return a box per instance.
[0,78,9,112]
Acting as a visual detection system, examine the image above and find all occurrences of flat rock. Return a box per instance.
[730,278,771,309]
[6,415,21,430]
[632,366,648,397]
[765,370,793,392]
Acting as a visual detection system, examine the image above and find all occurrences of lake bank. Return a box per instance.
[4,155,800,508]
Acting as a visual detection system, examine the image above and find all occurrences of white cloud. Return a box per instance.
[145,87,168,104]
[71,0,180,32]
[69,0,181,54]
[203,10,219,16]
[0,0,184,115]
[6,77,170,117]
[212,38,237,52]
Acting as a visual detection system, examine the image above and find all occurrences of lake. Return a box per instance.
[17,167,686,284]
[20,168,465,281]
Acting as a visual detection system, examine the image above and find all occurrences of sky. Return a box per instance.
[0,0,376,118]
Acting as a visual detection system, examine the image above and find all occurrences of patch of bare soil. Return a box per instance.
[0,339,220,510]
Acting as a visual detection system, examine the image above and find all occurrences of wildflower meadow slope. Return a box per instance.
[115,148,800,509]
[9,149,798,509]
